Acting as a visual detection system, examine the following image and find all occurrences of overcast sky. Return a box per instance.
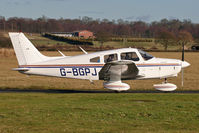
[0,0,198,22]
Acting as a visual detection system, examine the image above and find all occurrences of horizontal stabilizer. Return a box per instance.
[12,68,29,71]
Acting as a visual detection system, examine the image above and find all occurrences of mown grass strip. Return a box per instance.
[0,93,198,133]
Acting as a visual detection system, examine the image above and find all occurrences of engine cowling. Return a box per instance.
[103,81,130,91]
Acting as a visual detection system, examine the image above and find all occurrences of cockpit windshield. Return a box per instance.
[138,49,154,60]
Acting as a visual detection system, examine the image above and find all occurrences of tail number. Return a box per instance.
[60,68,97,76]
[60,68,66,76]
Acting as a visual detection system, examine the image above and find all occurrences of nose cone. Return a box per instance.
[181,61,190,68]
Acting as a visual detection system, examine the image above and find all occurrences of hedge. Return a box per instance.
[42,33,94,45]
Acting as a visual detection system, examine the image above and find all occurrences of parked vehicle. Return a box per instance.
[191,45,199,50]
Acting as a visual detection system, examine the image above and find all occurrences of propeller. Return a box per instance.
[181,43,184,87]
[181,43,190,87]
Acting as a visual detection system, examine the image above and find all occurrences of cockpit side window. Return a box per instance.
[90,56,100,63]
[104,54,118,63]
[138,49,153,60]
[121,52,140,61]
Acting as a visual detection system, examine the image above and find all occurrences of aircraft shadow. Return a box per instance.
[0,88,199,94]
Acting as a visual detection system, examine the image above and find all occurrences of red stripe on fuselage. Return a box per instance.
[20,64,104,67]
[137,63,180,66]
[19,63,180,68]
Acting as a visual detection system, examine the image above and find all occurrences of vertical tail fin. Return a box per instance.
[9,32,48,65]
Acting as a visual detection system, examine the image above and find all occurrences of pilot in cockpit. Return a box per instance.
[106,54,114,62]
[125,53,131,60]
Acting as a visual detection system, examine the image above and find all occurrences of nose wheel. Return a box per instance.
[153,78,177,91]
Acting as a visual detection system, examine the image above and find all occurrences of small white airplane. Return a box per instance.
[9,32,190,92]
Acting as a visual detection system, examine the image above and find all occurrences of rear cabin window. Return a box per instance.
[104,54,118,63]
[90,56,100,63]
[121,52,140,61]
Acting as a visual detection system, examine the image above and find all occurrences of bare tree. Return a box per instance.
[177,31,193,49]
[96,31,110,47]
[155,30,176,50]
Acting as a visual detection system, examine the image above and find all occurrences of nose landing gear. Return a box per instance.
[153,78,177,92]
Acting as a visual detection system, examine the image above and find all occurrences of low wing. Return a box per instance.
[99,60,139,81]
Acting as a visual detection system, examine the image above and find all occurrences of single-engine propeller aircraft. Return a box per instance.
[9,32,190,91]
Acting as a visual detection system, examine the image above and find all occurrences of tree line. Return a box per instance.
[0,16,198,50]
[0,16,199,39]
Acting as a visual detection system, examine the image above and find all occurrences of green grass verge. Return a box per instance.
[25,33,71,46]
[0,93,198,133]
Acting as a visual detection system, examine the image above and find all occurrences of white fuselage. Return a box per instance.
[20,48,183,80]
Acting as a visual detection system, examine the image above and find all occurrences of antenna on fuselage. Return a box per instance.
[79,46,88,54]
[58,50,66,57]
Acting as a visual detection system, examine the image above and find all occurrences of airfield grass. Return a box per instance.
[0,93,199,133]
[26,33,71,46]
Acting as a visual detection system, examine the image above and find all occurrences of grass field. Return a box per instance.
[26,33,70,46]
[0,93,199,133]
